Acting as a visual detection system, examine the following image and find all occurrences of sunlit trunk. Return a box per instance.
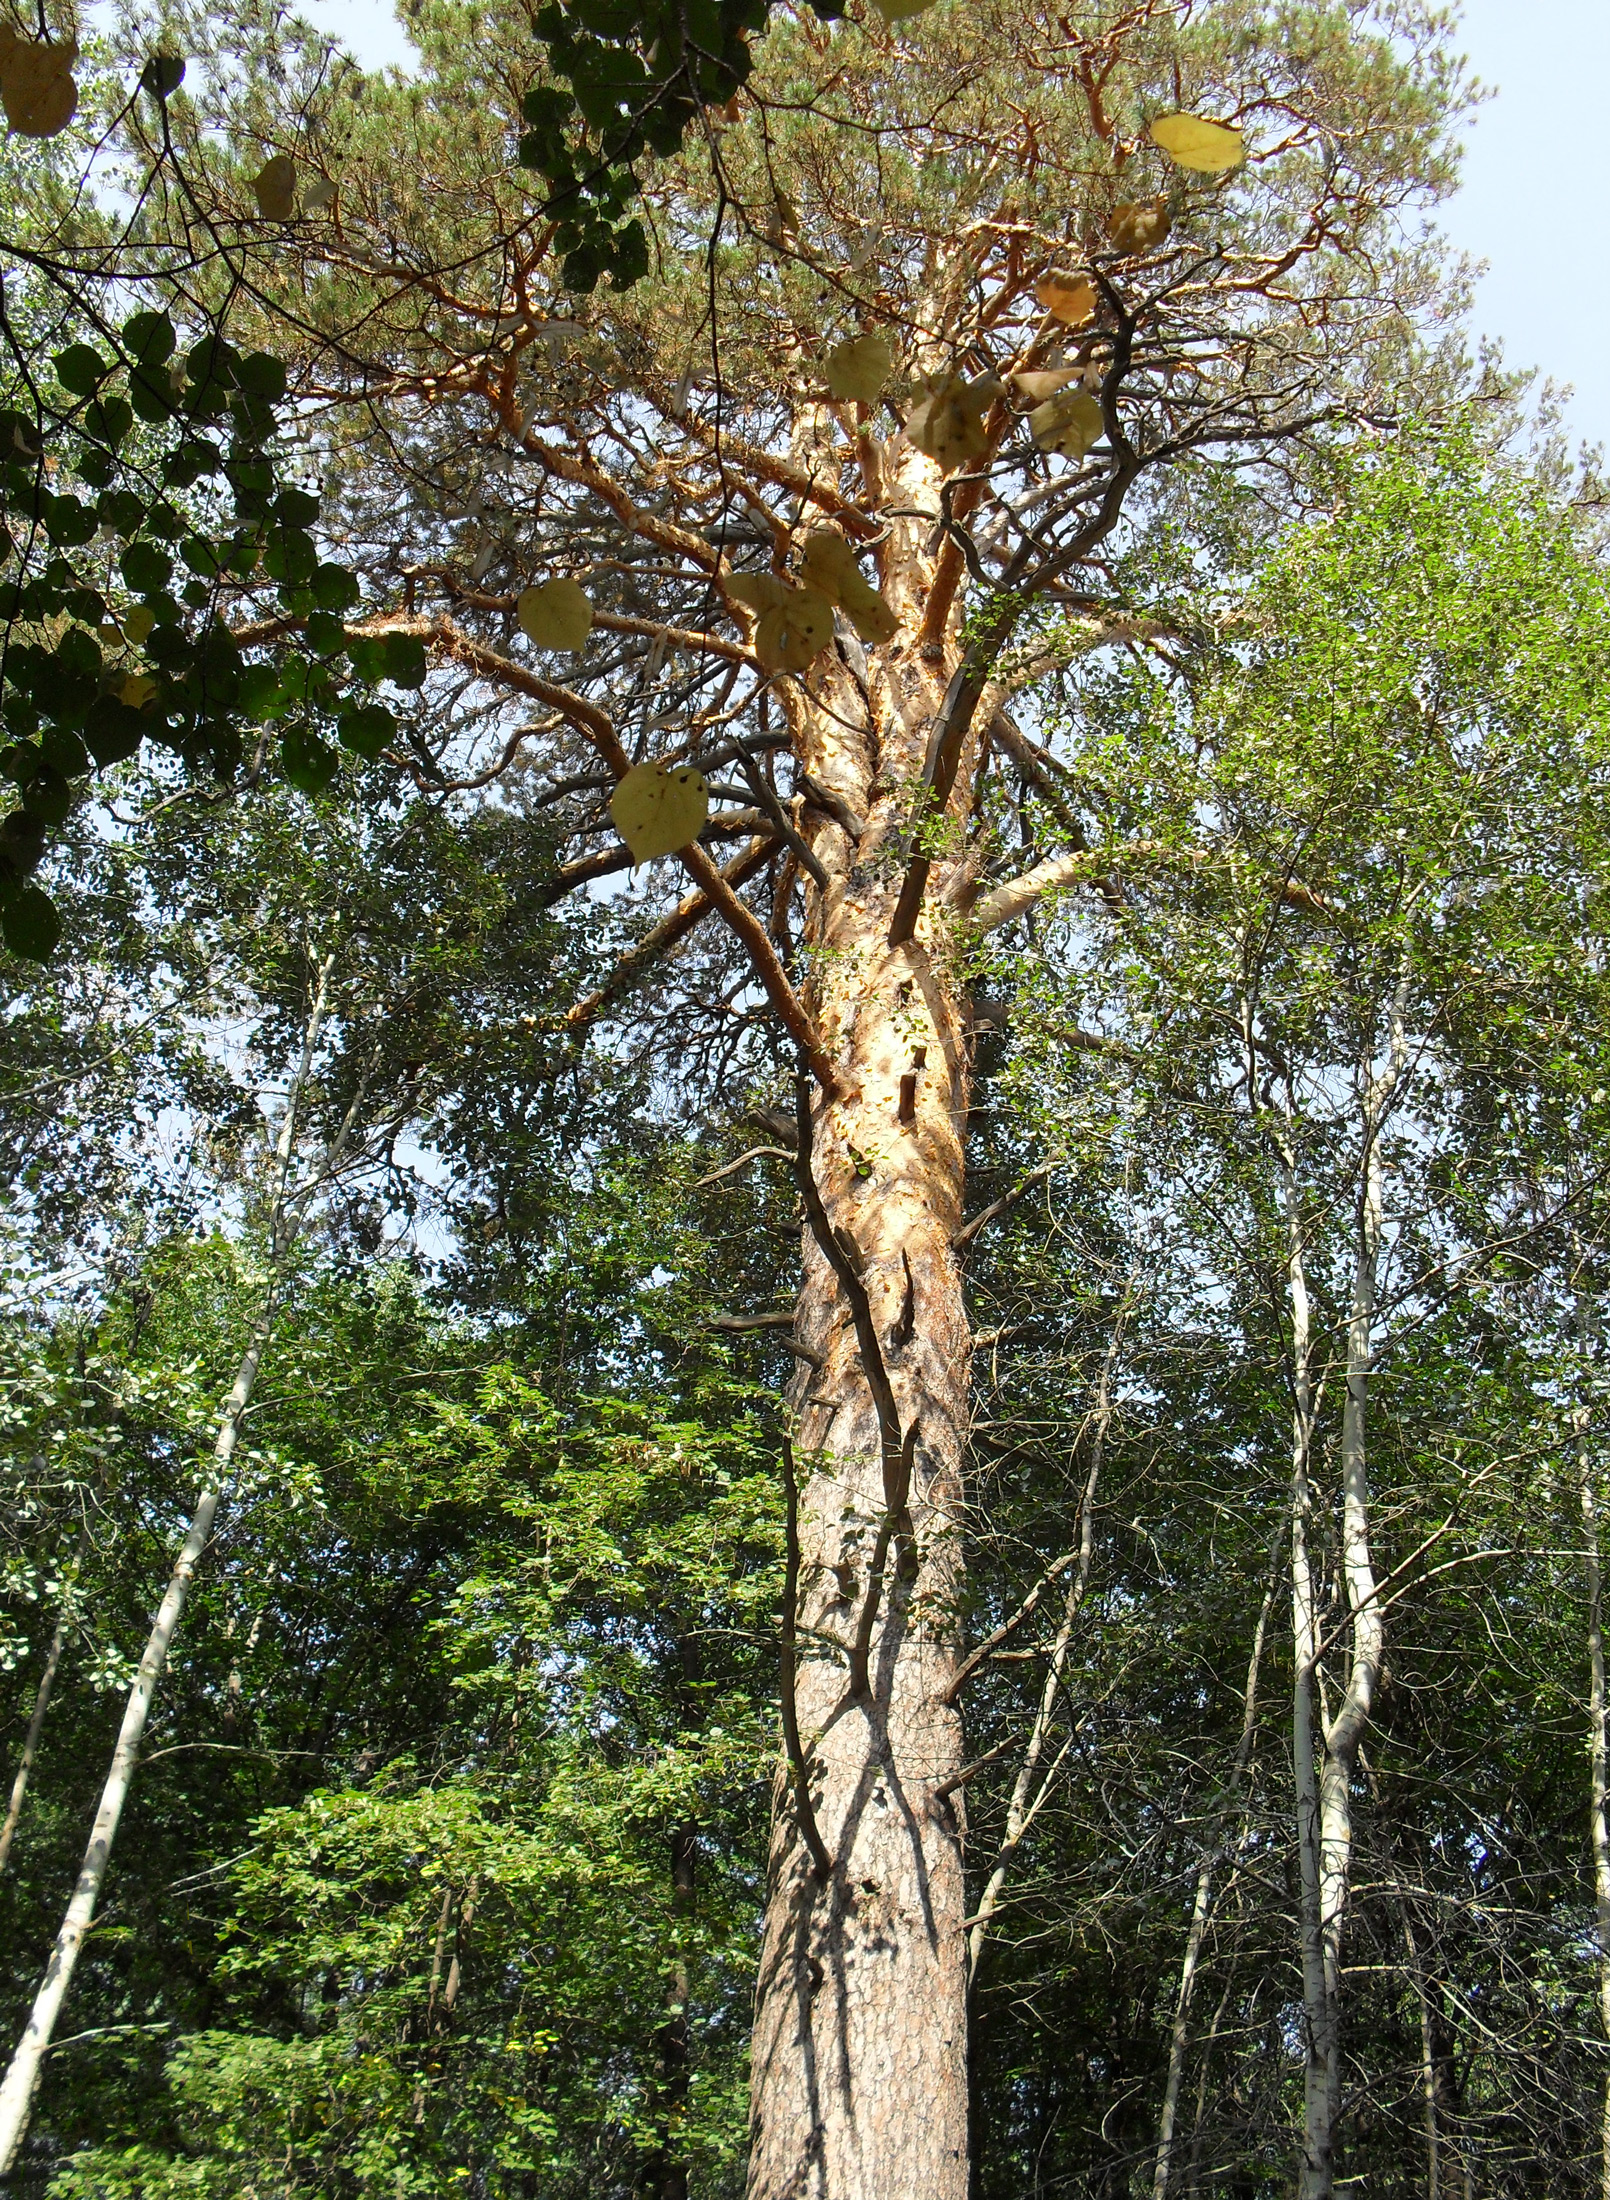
[746,495,974,2199]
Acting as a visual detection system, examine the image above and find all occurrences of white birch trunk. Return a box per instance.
[1578,1379,1610,2200]
[1291,971,1407,2200]
[1149,1535,1280,2199]
[0,954,337,2175]
[0,1603,68,1876]
[1285,1169,1332,2200]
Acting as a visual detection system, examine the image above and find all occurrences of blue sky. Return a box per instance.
[297,0,1605,452]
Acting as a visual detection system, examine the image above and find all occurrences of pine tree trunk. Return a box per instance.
[746,538,973,2198]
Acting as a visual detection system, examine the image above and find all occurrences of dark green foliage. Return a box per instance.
[0,309,416,960]
[515,0,811,291]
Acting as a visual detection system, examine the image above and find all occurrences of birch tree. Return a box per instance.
[0,948,352,2171]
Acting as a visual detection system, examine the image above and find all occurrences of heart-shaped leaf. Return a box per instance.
[610,759,710,862]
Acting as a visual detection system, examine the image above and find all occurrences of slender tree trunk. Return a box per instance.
[644,1824,697,2200]
[1401,1909,1440,2200]
[1311,1117,1386,2170]
[0,954,337,2175]
[965,1337,1115,1984]
[0,1603,67,1878]
[1285,1177,1332,2200]
[746,496,974,2200]
[1578,1380,1610,2200]
[0,1343,259,2170]
[1150,1533,1281,2199]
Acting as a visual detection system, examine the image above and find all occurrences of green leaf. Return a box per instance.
[238,663,286,723]
[128,365,178,423]
[282,723,338,794]
[274,488,322,528]
[38,725,88,777]
[181,536,223,579]
[0,884,61,962]
[305,610,347,658]
[346,634,388,682]
[83,394,134,447]
[186,336,240,392]
[43,496,96,549]
[97,489,145,537]
[121,541,174,595]
[122,310,176,366]
[263,527,318,585]
[140,51,185,97]
[55,344,110,397]
[310,562,359,612]
[337,700,396,758]
[164,439,222,487]
[20,763,72,826]
[0,811,47,886]
[381,634,428,689]
[236,351,288,402]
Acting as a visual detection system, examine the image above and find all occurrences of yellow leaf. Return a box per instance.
[119,674,160,712]
[798,530,860,598]
[1108,198,1171,253]
[753,585,836,675]
[799,530,897,647]
[1007,367,1081,404]
[0,36,77,138]
[1148,113,1245,175]
[1029,389,1104,459]
[610,760,710,863]
[728,571,790,615]
[518,576,593,650]
[123,606,156,646]
[823,333,893,406]
[1033,270,1096,327]
[906,375,997,475]
[253,153,297,220]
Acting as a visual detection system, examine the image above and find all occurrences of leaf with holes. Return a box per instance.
[1008,368,1081,404]
[800,531,897,648]
[1109,198,1171,253]
[755,586,836,675]
[610,760,709,862]
[906,375,997,475]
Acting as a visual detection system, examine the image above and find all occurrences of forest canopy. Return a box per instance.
[1,2,1608,2197]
